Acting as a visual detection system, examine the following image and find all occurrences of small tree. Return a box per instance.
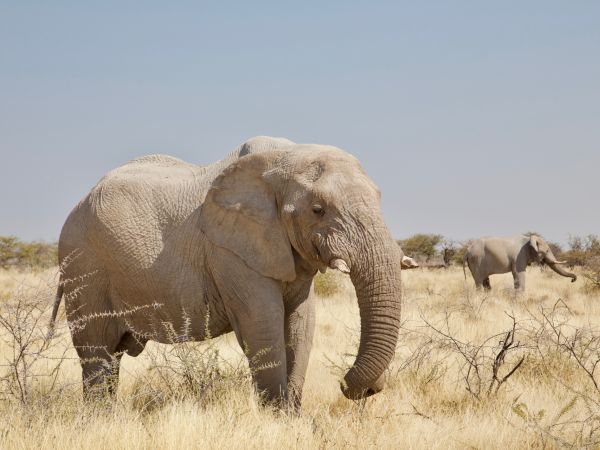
[452,240,473,265]
[0,236,58,269]
[547,241,564,260]
[398,234,443,263]
[440,239,457,266]
[560,234,600,288]
[563,235,591,267]
[584,256,600,289]
[581,235,600,289]
[0,236,20,268]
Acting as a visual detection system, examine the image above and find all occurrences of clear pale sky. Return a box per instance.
[1,2,598,246]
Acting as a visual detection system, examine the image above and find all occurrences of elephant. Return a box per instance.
[48,136,402,409]
[464,235,577,291]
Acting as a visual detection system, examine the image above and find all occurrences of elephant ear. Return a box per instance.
[529,235,540,253]
[200,152,296,282]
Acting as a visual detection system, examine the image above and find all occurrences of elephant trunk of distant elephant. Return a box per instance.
[546,261,577,282]
[342,228,402,400]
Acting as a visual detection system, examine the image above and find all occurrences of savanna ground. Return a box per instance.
[0,265,599,449]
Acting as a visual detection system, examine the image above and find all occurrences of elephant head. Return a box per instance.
[529,235,577,282]
[201,145,402,400]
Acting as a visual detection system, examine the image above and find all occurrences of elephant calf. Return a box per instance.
[464,235,577,291]
[49,136,403,409]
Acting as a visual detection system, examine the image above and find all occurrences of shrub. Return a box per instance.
[0,270,69,406]
[0,236,58,269]
[398,234,443,263]
[547,241,564,259]
[451,240,472,265]
[560,235,600,289]
[582,255,600,290]
[562,235,588,267]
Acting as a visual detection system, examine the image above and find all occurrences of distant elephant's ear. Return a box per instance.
[529,235,540,253]
[199,152,296,282]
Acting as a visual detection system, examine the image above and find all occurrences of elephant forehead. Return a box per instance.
[282,148,379,193]
[319,169,381,203]
[287,145,361,167]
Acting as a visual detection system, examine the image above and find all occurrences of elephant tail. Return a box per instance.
[462,255,468,280]
[47,282,64,340]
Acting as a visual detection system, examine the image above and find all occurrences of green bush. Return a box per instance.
[398,234,443,261]
[451,241,472,265]
[0,236,58,269]
[562,235,600,267]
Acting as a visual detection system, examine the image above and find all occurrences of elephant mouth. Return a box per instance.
[312,240,351,275]
[312,243,329,273]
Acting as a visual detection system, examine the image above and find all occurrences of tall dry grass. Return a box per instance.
[0,265,598,449]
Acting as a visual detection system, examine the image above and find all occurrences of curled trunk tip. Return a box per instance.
[547,262,577,282]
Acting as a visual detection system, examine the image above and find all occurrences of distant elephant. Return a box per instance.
[49,136,402,409]
[464,235,577,291]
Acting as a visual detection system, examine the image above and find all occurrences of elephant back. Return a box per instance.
[73,155,208,272]
[127,154,186,165]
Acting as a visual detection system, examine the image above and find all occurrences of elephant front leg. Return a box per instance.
[75,344,123,401]
[234,305,288,407]
[210,247,292,407]
[229,311,288,406]
[513,270,526,291]
[284,285,316,411]
[247,327,288,406]
[230,302,288,406]
[215,274,289,406]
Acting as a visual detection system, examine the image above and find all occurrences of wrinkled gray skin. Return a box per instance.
[50,136,402,409]
[464,235,577,291]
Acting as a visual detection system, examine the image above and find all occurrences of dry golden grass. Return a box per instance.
[0,266,599,449]
[0,267,56,299]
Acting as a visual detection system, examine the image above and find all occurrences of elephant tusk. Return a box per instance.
[547,259,567,265]
[401,256,419,269]
[329,258,350,274]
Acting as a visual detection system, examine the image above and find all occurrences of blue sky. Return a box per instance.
[0,1,598,246]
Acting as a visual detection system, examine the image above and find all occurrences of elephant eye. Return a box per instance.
[312,204,325,216]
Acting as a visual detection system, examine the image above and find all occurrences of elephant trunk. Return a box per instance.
[547,261,577,282]
[342,231,402,400]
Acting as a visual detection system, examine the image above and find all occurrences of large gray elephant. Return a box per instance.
[464,235,577,291]
[49,136,402,409]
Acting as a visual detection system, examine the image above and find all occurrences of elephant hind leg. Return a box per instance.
[78,332,146,400]
[78,330,149,400]
[466,259,482,289]
[70,298,125,399]
[79,349,123,400]
[116,332,147,357]
[64,263,127,400]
